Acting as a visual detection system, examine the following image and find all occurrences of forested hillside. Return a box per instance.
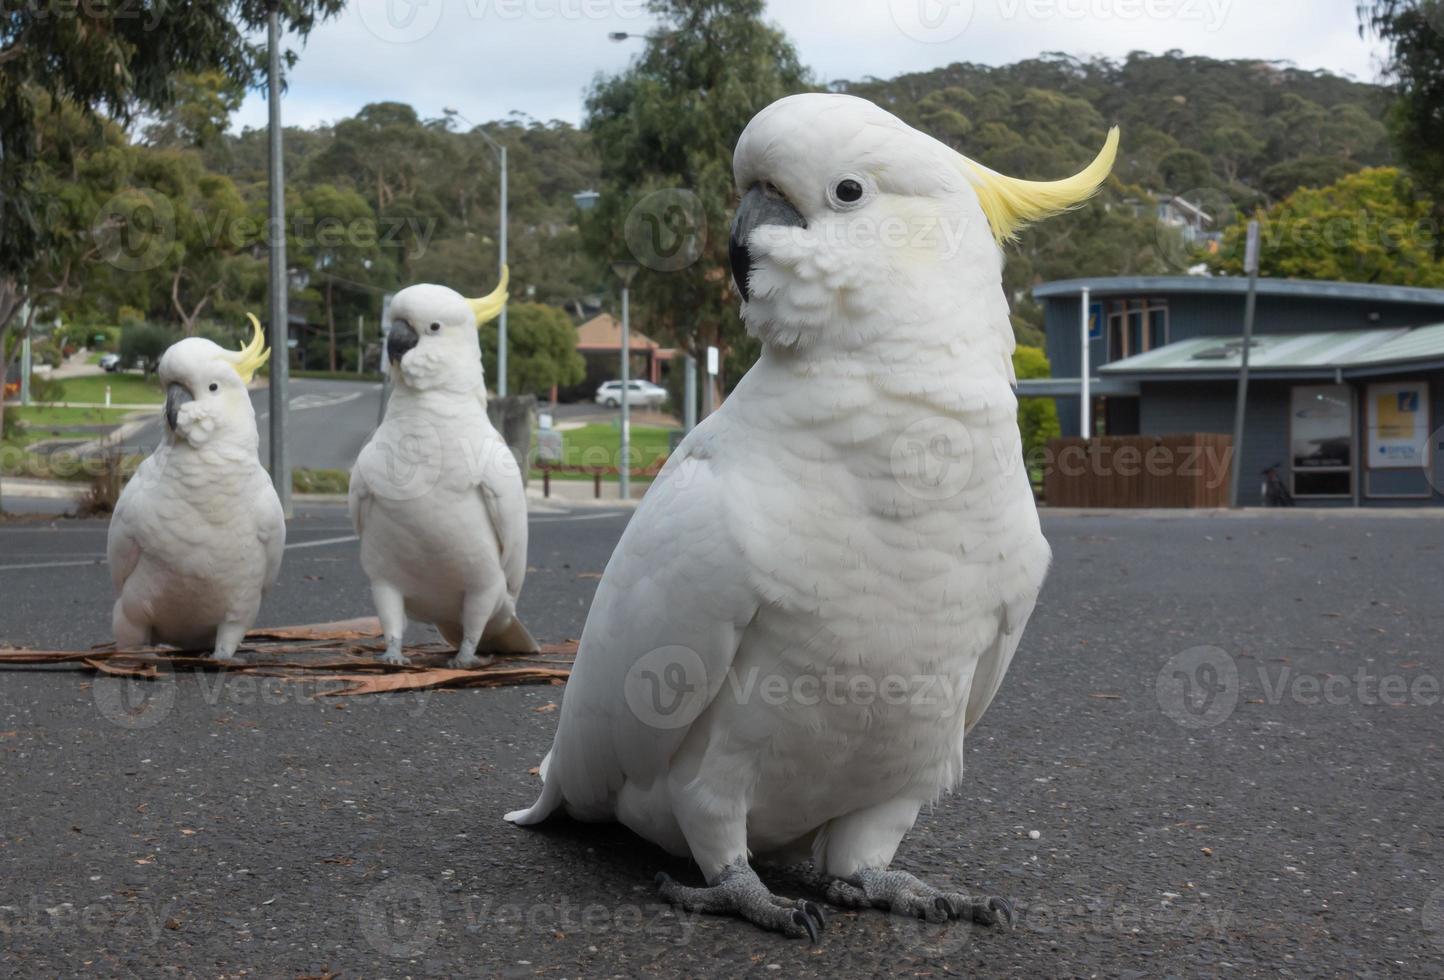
[30,51,1398,364]
[836,51,1395,341]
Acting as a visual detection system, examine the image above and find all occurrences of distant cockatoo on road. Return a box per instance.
[107,319,285,659]
[349,270,538,668]
[508,93,1118,940]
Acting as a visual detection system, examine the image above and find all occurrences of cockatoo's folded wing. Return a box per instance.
[963,591,1039,734]
[476,437,528,600]
[347,446,374,539]
[106,469,148,594]
[508,429,760,824]
[257,482,286,592]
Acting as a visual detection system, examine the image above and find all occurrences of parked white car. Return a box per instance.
[594,379,667,409]
[99,353,122,373]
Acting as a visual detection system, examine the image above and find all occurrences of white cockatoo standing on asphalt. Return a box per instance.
[107,319,285,660]
[508,93,1118,940]
[349,270,538,668]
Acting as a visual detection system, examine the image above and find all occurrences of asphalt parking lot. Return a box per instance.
[1,507,1442,977]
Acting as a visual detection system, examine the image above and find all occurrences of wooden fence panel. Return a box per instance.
[1042,434,1233,508]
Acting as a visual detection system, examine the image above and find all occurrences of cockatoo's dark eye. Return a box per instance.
[429,322,441,333]
[209,383,219,392]
[827,174,871,210]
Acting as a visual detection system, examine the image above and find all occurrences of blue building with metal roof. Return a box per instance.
[1028,276,1444,506]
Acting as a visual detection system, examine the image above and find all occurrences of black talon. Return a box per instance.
[802,900,826,932]
[792,908,820,944]
[989,896,1016,929]
[933,895,955,922]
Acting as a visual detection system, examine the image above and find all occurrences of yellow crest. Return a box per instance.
[223,314,272,384]
[467,266,510,325]
[961,127,1120,244]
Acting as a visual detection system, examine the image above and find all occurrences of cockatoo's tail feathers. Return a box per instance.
[961,126,1120,243]
[467,266,510,326]
[223,314,272,384]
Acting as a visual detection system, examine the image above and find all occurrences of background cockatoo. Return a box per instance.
[508,93,1117,940]
[106,319,285,659]
[349,270,538,667]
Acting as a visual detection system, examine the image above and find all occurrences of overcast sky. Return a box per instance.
[233,0,1392,132]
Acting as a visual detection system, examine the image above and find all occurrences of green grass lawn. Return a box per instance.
[292,468,350,495]
[57,373,163,405]
[290,370,378,382]
[13,405,139,427]
[532,423,673,481]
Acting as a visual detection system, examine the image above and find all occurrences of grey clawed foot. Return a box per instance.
[831,869,1015,930]
[447,652,494,670]
[656,863,826,942]
[939,893,1015,929]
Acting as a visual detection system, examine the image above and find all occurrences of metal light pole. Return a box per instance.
[497,142,507,396]
[1229,220,1262,509]
[612,261,639,501]
[266,5,292,517]
[18,325,30,406]
[1079,286,1091,438]
[683,353,697,433]
[449,110,509,396]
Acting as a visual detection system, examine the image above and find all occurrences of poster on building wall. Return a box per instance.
[1367,381,1431,469]
[1291,385,1353,469]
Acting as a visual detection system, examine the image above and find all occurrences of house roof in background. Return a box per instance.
[1100,325,1444,379]
[1033,276,1444,308]
[575,314,662,351]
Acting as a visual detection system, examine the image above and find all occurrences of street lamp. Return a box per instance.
[611,260,639,502]
[445,107,509,397]
[267,6,292,518]
[608,31,673,42]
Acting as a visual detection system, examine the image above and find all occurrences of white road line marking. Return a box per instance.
[0,558,106,571]
[0,534,359,572]
[285,535,359,550]
[533,511,631,523]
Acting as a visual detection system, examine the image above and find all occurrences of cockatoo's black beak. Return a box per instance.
[730,183,807,302]
[164,383,193,432]
[386,319,419,365]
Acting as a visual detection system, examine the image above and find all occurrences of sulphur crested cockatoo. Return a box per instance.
[107,319,285,660]
[508,93,1118,940]
[349,270,538,668]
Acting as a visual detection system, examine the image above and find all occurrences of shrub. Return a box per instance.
[76,452,129,517]
[120,322,179,377]
[26,373,64,402]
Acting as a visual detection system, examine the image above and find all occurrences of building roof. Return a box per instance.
[1100,325,1444,380]
[1033,276,1444,308]
[575,313,663,351]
